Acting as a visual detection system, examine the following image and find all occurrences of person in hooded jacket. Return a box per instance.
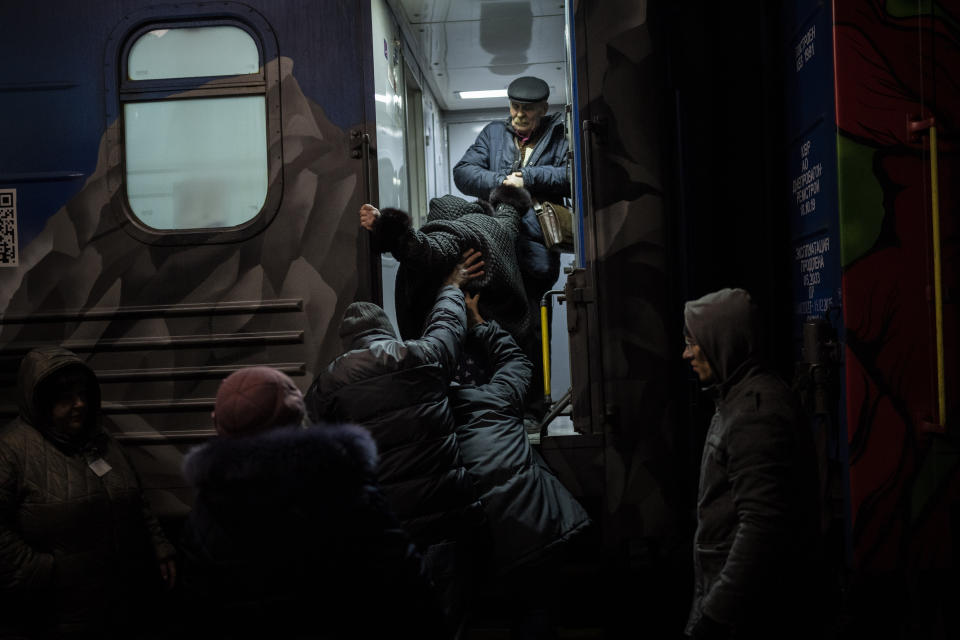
[452,292,592,636]
[0,347,175,639]
[179,366,450,640]
[305,255,487,628]
[682,288,821,640]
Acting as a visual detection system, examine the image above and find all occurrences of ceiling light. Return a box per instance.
[457,89,508,99]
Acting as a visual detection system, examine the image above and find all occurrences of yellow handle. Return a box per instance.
[540,304,551,398]
[930,125,946,426]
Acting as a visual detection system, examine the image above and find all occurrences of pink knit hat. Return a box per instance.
[213,367,305,437]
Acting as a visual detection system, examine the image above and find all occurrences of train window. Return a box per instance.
[128,27,259,80]
[116,20,276,234]
[124,97,267,229]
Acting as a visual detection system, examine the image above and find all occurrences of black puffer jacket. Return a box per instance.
[683,289,820,639]
[0,347,174,637]
[375,185,532,347]
[179,423,450,640]
[306,287,482,549]
[451,321,591,574]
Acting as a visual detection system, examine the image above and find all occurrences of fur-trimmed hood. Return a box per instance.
[183,423,378,506]
[488,184,533,214]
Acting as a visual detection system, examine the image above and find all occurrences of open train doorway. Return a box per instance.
[372,0,577,435]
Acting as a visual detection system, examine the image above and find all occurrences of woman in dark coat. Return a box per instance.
[179,366,450,640]
[0,347,175,639]
[450,294,591,635]
[360,184,533,348]
[451,294,591,575]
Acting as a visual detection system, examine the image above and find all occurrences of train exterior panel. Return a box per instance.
[1,0,958,636]
[833,0,960,577]
[0,0,379,519]
[786,0,960,579]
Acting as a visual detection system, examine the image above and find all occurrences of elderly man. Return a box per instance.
[682,288,821,640]
[453,75,570,424]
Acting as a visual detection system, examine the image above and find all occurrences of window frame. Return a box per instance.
[104,5,282,245]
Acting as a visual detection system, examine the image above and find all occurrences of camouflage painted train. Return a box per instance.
[0,0,380,519]
[1,0,958,636]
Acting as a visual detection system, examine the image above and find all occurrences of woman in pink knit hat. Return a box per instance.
[179,366,452,639]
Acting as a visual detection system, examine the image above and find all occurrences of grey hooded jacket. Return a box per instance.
[683,289,819,639]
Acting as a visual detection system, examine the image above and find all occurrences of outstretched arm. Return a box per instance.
[466,315,532,409]
[363,204,469,273]
[359,203,380,231]
[417,251,485,375]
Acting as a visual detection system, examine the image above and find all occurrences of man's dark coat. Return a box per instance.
[452,111,569,295]
[684,289,820,640]
[451,321,591,574]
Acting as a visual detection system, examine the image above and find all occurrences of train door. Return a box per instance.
[0,0,378,521]
[369,0,577,410]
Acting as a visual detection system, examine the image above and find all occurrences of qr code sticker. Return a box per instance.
[1,189,18,267]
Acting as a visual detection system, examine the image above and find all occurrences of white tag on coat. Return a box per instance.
[88,458,112,477]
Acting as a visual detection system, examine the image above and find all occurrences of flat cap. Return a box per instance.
[507,76,549,103]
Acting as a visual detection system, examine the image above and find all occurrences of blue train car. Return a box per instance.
[1,0,957,637]
[1,0,380,519]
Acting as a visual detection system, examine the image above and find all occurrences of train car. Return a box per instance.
[1,0,957,637]
[1,0,381,524]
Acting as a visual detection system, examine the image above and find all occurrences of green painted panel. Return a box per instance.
[837,135,885,267]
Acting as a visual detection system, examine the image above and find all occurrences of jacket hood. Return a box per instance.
[683,288,760,390]
[183,423,378,505]
[426,195,487,223]
[339,301,398,351]
[426,189,526,227]
[16,346,101,433]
